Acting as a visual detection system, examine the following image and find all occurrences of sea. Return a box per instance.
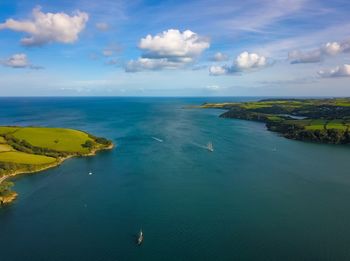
[0,97,350,261]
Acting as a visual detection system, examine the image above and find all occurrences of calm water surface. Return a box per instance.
[0,97,350,261]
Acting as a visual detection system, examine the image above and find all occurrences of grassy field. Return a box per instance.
[0,127,18,135]
[304,120,327,130]
[326,120,348,130]
[0,144,14,152]
[2,127,94,153]
[0,151,56,165]
[0,126,111,171]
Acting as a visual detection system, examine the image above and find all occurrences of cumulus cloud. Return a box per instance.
[96,22,109,31]
[126,58,179,72]
[126,29,210,72]
[322,42,342,55]
[289,40,350,64]
[209,65,229,75]
[0,6,88,46]
[209,51,268,76]
[318,64,350,78]
[210,52,229,61]
[236,51,267,69]
[1,53,42,69]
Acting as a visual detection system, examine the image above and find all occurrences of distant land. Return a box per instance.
[0,126,113,204]
[199,98,350,145]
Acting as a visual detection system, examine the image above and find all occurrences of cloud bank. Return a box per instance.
[318,64,350,78]
[209,51,268,76]
[126,29,210,72]
[0,6,88,46]
[289,40,350,64]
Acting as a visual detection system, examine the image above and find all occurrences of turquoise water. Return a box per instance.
[1,97,350,260]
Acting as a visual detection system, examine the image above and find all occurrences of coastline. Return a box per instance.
[198,99,350,145]
[0,143,114,204]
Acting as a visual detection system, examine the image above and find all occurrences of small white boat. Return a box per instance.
[152,137,163,143]
[137,229,144,245]
[207,142,214,152]
[88,172,93,175]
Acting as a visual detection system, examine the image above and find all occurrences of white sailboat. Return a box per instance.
[137,229,144,245]
[207,142,214,152]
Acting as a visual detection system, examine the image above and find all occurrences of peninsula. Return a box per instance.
[199,98,350,144]
[0,126,113,204]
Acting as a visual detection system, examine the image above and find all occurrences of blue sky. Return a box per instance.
[0,0,349,96]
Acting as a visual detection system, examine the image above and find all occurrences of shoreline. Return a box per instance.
[0,143,114,204]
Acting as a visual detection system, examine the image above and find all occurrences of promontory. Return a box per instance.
[0,126,113,205]
[198,98,350,144]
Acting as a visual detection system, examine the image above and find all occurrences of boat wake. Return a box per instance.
[192,142,214,152]
[152,137,163,143]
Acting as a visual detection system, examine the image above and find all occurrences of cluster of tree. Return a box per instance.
[220,106,350,144]
[221,108,270,122]
[0,161,45,176]
[0,162,21,176]
[81,140,94,149]
[3,134,68,158]
[228,103,350,120]
[0,181,14,196]
[87,134,112,146]
[267,121,350,144]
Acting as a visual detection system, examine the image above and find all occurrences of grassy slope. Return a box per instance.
[0,151,56,164]
[11,127,93,153]
[0,144,14,152]
[0,127,18,135]
[0,126,110,166]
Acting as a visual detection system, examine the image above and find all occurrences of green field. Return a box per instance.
[0,127,18,135]
[9,127,94,153]
[326,120,348,130]
[304,120,327,130]
[0,151,56,165]
[0,126,112,172]
[0,144,14,152]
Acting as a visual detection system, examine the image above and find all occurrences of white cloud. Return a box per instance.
[209,65,228,76]
[126,29,210,72]
[318,64,350,78]
[1,53,41,69]
[210,52,229,61]
[322,42,341,55]
[289,40,350,64]
[0,6,88,46]
[96,22,109,31]
[126,58,180,72]
[209,51,268,76]
[236,51,267,69]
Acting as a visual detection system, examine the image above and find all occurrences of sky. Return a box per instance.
[0,0,349,96]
